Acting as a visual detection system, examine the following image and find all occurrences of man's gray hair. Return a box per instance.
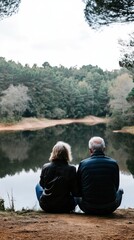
[88,136,105,151]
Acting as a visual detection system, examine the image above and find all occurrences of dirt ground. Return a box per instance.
[0,209,134,240]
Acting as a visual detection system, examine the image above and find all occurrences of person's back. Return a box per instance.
[77,136,123,215]
[39,160,77,213]
[35,141,78,213]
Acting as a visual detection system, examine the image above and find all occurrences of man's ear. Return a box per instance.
[89,149,93,155]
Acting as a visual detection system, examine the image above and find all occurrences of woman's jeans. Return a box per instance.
[35,183,43,201]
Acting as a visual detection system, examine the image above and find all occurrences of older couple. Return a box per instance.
[35,137,123,215]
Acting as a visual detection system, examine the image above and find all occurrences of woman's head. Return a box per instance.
[49,141,72,162]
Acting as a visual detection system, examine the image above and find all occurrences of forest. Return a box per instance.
[0,57,133,127]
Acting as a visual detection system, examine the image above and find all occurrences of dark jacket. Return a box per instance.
[39,160,78,213]
[77,151,119,207]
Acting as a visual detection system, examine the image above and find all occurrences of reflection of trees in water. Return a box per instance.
[27,123,107,166]
[55,123,107,164]
[0,123,106,177]
[126,159,134,176]
[1,136,30,162]
[105,128,134,175]
[0,123,133,178]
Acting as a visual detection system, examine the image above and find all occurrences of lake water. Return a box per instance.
[0,123,133,210]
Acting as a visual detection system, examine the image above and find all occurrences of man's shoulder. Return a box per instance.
[81,157,90,163]
[104,156,118,164]
[80,157,92,165]
[80,156,118,166]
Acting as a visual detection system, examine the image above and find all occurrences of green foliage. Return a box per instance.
[0,57,125,121]
[108,110,127,129]
[127,88,134,102]
[0,198,5,211]
[52,108,66,119]
[83,0,134,28]
[127,159,134,175]
[0,0,21,20]
[119,32,134,81]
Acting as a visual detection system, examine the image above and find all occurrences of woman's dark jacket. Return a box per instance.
[77,151,119,207]
[39,160,78,213]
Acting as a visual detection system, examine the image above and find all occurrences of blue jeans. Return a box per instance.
[77,189,124,215]
[35,183,43,201]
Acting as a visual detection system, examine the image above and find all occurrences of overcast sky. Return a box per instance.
[0,0,133,70]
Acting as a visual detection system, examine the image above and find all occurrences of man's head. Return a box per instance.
[88,136,105,155]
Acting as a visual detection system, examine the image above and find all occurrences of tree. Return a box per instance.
[119,32,134,75]
[119,32,134,103]
[109,72,134,126]
[42,62,51,68]
[109,73,133,113]
[0,84,31,121]
[0,57,123,120]
[83,0,134,28]
[0,0,21,19]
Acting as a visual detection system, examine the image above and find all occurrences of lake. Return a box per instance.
[0,123,133,210]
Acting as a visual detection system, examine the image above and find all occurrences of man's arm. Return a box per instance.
[114,163,120,191]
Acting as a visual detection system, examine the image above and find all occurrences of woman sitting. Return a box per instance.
[35,141,78,213]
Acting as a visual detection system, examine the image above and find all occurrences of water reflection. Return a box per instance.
[0,123,133,209]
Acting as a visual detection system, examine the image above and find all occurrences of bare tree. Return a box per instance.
[109,73,134,113]
[0,84,31,120]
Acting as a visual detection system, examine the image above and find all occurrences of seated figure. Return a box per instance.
[36,141,78,213]
[77,136,124,215]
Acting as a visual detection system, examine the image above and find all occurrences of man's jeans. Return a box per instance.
[77,189,124,215]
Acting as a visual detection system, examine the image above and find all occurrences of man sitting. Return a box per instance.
[77,136,124,215]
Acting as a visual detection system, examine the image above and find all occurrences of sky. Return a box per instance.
[0,0,133,71]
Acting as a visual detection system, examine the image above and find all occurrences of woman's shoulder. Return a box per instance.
[68,163,77,170]
[42,162,51,169]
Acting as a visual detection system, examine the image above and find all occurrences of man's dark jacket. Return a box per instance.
[77,150,119,210]
[39,160,78,213]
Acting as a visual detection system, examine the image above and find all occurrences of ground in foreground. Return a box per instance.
[0,209,134,240]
